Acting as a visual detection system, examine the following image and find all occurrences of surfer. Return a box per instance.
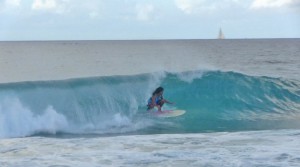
[147,87,173,112]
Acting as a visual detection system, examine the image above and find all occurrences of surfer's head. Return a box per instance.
[153,87,164,96]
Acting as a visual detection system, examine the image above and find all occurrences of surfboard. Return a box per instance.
[152,110,186,118]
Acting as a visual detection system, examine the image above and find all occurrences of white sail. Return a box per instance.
[218,28,225,39]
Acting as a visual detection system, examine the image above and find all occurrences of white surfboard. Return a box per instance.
[152,110,186,118]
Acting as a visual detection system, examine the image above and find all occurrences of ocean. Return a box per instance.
[0,39,300,166]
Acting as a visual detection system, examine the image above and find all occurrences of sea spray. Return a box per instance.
[0,97,68,138]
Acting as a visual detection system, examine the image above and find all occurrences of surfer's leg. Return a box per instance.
[158,100,165,107]
[157,105,162,112]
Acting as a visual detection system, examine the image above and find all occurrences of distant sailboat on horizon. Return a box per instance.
[218,28,225,39]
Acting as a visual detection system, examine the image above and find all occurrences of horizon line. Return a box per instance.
[1,37,300,42]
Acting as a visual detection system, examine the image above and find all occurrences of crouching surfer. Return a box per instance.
[147,87,174,112]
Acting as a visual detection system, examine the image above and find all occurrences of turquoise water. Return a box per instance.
[1,39,300,167]
[1,70,299,138]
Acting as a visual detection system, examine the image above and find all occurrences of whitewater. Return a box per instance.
[0,39,300,167]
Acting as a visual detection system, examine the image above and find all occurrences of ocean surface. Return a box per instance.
[0,39,300,166]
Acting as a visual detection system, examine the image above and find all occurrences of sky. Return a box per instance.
[0,0,299,40]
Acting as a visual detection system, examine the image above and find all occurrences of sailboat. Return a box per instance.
[218,28,225,39]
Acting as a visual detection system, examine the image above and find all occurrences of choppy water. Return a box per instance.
[0,39,299,166]
[1,130,300,167]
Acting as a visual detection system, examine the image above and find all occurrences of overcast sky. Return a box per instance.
[0,0,299,40]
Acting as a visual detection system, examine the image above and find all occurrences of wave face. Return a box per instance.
[0,70,300,138]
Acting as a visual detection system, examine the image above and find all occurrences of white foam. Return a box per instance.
[1,129,299,167]
[0,97,68,138]
[176,70,206,83]
[75,112,155,135]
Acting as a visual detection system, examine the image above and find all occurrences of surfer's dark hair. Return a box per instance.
[153,87,164,96]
